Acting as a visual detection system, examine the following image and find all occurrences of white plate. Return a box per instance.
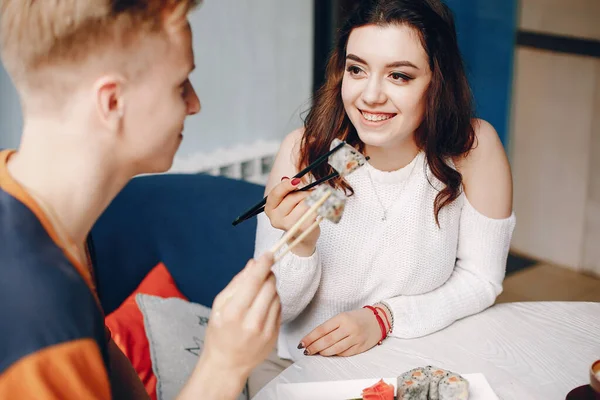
[276,373,498,400]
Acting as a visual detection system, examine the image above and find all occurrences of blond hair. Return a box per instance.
[0,0,200,90]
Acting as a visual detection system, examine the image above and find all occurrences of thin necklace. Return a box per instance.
[366,154,418,222]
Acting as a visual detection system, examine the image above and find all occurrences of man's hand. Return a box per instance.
[178,253,280,400]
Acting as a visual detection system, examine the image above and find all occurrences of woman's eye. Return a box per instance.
[390,72,411,82]
[346,66,363,76]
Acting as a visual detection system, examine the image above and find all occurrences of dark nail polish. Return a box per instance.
[281,176,289,181]
[291,178,301,186]
[303,349,309,355]
[297,342,304,349]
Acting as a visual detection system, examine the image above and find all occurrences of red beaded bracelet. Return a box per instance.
[363,305,387,345]
[374,306,392,334]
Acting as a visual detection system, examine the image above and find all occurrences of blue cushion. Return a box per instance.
[91,173,265,314]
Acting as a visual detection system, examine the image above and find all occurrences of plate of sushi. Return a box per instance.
[276,366,499,400]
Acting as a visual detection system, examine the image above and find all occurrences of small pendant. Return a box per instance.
[382,212,387,222]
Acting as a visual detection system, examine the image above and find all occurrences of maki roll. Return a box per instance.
[305,185,346,223]
[438,373,469,400]
[397,367,429,400]
[425,366,450,400]
[328,138,367,177]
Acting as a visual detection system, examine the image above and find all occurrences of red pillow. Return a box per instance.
[105,263,187,400]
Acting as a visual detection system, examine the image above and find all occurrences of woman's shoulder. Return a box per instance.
[279,127,305,169]
[453,118,513,219]
[264,128,306,192]
[455,119,505,164]
[281,127,305,156]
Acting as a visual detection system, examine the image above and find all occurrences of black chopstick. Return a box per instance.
[231,141,346,226]
[297,171,338,192]
[298,155,368,192]
[232,171,340,225]
[293,141,345,182]
[231,154,369,226]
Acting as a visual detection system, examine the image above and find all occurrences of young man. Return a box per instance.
[0,1,280,399]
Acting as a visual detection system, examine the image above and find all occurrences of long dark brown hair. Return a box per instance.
[299,0,475,225]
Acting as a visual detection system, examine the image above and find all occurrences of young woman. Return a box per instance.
[250,0,515,395]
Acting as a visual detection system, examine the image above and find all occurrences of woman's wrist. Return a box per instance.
[374,302,394,333]
[289,241,317,257]
[363,305,387,344]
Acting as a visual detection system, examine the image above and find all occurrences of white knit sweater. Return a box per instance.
[254,151,516,361]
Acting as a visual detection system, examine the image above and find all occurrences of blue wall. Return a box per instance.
[445,0,518,148]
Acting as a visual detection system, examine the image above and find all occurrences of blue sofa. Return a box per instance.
[91,173,265,315]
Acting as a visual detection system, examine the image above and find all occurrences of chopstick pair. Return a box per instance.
[231,141,346,226]
[270,191,332,262]
[236,171,339,223]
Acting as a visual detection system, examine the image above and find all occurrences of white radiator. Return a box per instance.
[169,140,281,185]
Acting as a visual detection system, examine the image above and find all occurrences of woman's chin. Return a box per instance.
[355,125,416,151]
[355,130,396,149]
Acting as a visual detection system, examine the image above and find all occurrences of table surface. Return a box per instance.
[254,302,600,400]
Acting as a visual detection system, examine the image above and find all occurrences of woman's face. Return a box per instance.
[341,23,432,151]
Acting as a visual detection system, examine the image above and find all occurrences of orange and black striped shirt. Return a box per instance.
[0,149,111,399]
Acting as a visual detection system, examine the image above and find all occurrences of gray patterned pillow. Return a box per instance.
[136,294,248,400]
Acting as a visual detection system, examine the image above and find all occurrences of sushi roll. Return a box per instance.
[328,138,367,177]
[425,366,450,400]
[305,185,347,224]
[396,367,429,400]
[438,373,469,400]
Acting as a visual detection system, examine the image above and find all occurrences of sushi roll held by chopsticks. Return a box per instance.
[232,138,366,226]
[270,185,346,262]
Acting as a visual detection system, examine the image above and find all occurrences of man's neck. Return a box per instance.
[7,119,133,246]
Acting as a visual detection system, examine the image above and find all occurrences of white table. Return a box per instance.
[254,302,600,400]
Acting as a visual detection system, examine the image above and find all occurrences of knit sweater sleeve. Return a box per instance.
[384,196,516,338]
[254,212,322,324]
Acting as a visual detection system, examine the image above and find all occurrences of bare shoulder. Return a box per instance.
[454,119,513,219]
[264,127,305,193]
[282,127,305,159]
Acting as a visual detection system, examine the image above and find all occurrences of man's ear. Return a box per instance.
[165,2,188,23]
[95,76,126,132]
[164,2,190,31]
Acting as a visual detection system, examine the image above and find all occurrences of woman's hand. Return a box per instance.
[298,308,384,357]
[264,177,320,256]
